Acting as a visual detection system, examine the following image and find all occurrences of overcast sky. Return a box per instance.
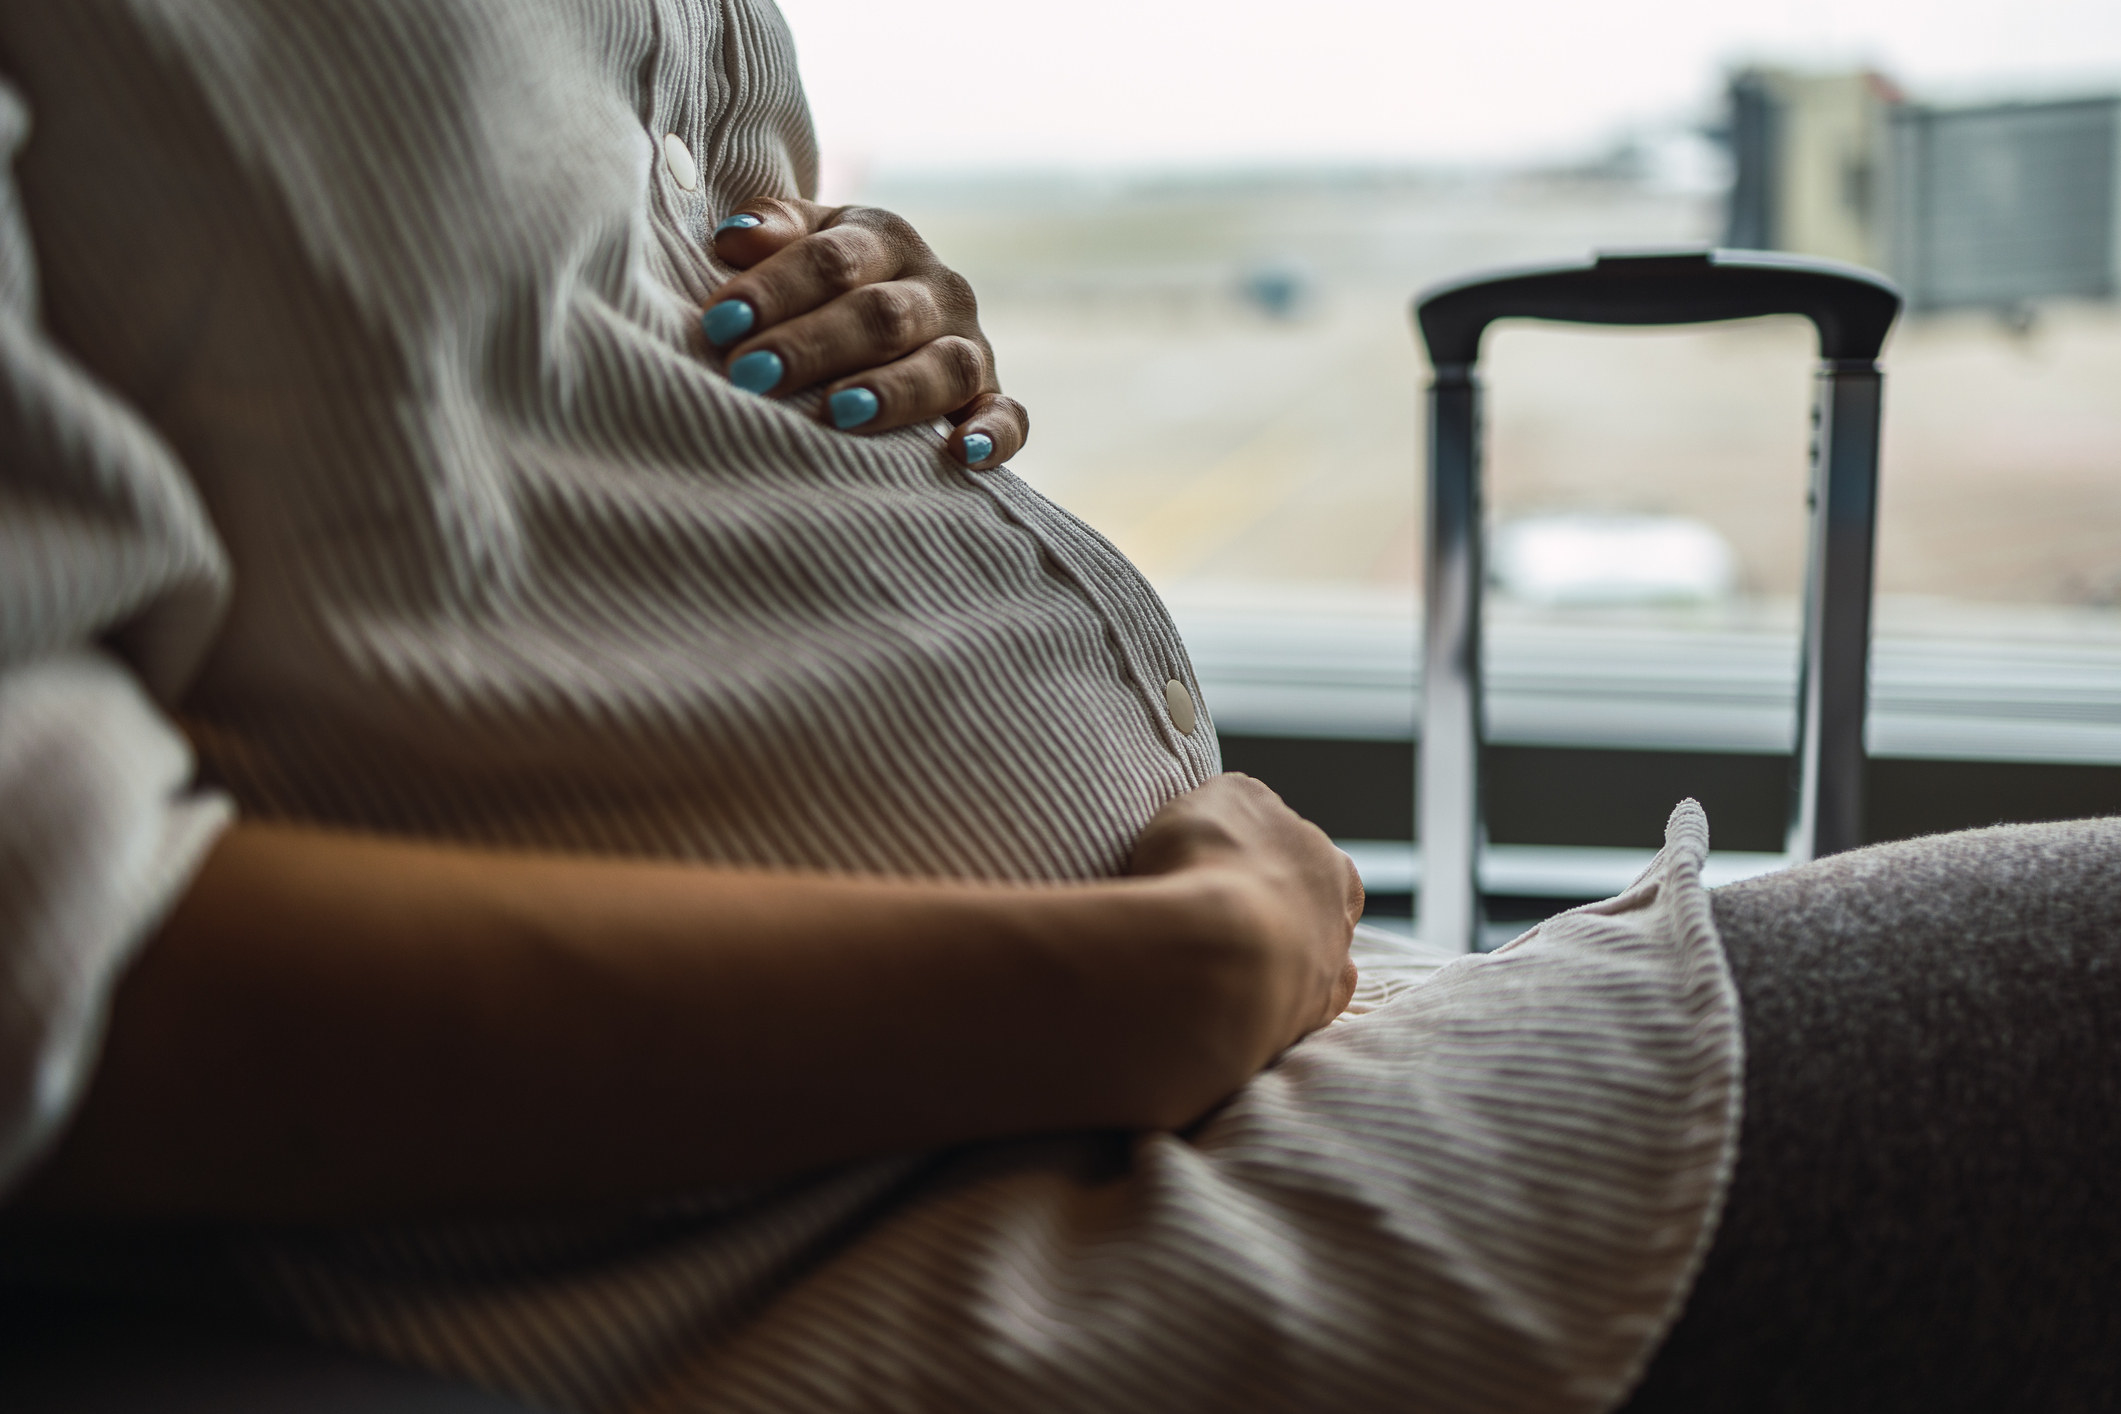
[775,0,2121,176]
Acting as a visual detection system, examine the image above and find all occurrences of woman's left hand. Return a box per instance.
[701,198,1028,471]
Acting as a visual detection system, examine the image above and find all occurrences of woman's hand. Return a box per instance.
[20,790,1356,1218]
[1131,774,1364,1072]
[702,198,1028,471]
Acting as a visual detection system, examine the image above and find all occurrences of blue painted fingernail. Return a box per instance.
[728,349,783,395]
[829,387,880,429]
[702,299,755,347]
[714,213,764,236]
[960,432,995,466]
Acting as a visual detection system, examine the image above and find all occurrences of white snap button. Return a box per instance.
[662,133,699,191]
[1163,678,1197,736]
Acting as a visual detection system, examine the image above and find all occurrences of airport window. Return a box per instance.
[782,0,2121,920]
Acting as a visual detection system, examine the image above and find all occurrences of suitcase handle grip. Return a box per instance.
[1416,249,1902,368]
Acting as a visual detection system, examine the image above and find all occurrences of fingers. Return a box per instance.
[828,338,984,432]
[818,339,1010,450]
[703,200,1026,467]
[1323,855,1363,1025]
[943,392,1029,469]
[705,208,909,340]
[720,295,1026,467]
[707,196,830,270]
[721,280,949,398]
[1329,959,1361,1024]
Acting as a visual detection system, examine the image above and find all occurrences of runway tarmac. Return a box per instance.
[873,169,2121,616]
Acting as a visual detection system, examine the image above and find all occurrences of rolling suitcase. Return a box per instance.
[1412,249,1903,952]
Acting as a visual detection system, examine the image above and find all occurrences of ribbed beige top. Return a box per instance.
[0,3,1742,1410]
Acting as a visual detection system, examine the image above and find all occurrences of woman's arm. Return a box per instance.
[17,775,1360,1222]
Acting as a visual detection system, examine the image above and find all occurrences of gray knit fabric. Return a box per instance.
[0,4,1745,1411]
[1622,818,2121,1413]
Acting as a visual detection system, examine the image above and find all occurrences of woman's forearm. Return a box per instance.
[18,822,1270,1221]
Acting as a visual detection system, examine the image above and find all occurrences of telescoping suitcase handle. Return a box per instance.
[1412,249,1903,953]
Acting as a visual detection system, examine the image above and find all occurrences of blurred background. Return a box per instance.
[777,0,2121,919]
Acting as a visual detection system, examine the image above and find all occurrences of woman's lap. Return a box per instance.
[1620,817,2121,1414]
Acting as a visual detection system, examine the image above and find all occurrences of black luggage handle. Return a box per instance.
[1410,249,1904,952]
[1417,249,1901,368]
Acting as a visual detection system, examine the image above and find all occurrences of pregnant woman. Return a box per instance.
[2,4,2114,1412]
